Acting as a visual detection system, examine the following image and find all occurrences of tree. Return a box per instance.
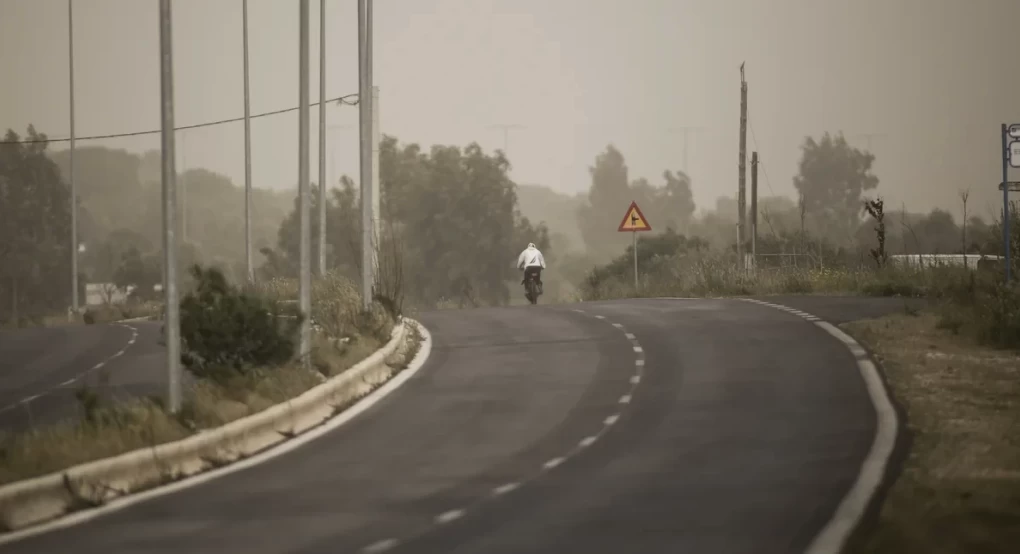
[269,135,547,309]
[113,246,162,301]
[577,145,632,259]
[0,127,76,322]
[793,132,879,245]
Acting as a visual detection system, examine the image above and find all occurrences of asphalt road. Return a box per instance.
[2,297,900,554]
[0,320,166,431]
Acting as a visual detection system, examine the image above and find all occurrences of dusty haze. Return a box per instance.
[2,0,1019,221]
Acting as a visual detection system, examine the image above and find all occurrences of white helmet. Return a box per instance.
[527,242,536,249]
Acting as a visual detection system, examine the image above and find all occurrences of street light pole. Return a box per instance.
[158,0,182,413]
[298,0,312,364]
[317,0,327,277]
[243,0,253,283]
[357,0,374,310]
[68,0,79,314]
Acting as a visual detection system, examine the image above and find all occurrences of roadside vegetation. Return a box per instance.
[0,263,417,485]
[842,313,1020,554]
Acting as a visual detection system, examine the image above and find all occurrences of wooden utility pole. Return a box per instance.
[751,151,758,270]
[737,63,748,270]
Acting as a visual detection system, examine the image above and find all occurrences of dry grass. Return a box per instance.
[0,398,190,485]
[843,312,1020,554]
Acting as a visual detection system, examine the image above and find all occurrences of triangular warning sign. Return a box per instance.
[617,201,652,232]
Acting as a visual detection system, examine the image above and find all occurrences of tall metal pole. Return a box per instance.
[243,0,253,283]
[371,85,380,269]
[68,0,79,314]
[1003,124,1012,282]
[317,0,327,277]
[298,0,312,364]
[158,0,181,413]
[368,0,379,281]
[357,0,374,310]
[738,63,748,271]
[751,151,759,272]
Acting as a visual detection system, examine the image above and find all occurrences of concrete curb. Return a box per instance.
[0,319,413,533]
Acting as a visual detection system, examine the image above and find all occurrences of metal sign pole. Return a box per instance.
[1003,124,1012,282]
[633,231,638,289]
[158,0,181,413]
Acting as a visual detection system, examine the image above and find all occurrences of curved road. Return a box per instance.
[1,297,904,554]
[0,320,165,431]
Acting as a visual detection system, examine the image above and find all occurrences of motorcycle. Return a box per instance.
[523,271,541,305]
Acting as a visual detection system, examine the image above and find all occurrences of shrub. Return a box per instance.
[179,265,302,383]
[974,281,1020,349]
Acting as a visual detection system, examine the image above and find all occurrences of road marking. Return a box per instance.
[0,322,435,548]
[92,362,106,371]
[435,509,465,524]
[604,414,620,426]
[492,482,520,496]
[594,315,606,320]
[571,308,586,313]
[632,346,643,353]
[732,299,899,554]
[20,394,41,404]
[59,378,76,386]
[612,323,624,329]
[630,375,641,384]
[635,359,645,367]
[543,457,565,470]
[362,539,400,553]
[619,394,632,404]
[624,332,636,340]
[579,436,597,448]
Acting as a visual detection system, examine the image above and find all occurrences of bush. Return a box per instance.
[974,282,1020,349]
[179,265,302,383]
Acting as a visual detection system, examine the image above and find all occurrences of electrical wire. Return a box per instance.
[1,93,360,145]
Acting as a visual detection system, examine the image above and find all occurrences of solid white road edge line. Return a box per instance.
[0,322,434,547]
[804,321,898,554]
[722,298,897,554]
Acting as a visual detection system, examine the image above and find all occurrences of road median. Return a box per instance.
[0,317,422,533]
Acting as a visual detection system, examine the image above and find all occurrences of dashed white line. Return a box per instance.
[492,482,520,496]
[543,457,565,470]
[604,414,620,426]
[632,346,643,353]
[619,394,632,404]
[91,362,106,371]
[635,359,645,367]
[20,394,41,404]
[362,538,400,553]
[579,436,597,448]
[612,323,625,329]
[624,332,636,340]
[59,378,76,386]
[435,509,465,524]
[630,375,641,384]
[594,315,606,320]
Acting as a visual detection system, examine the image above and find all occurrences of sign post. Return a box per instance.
[1003,124,1020,282]
[617,201,652,288]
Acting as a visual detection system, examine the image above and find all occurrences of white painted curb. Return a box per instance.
[0,318,423,536]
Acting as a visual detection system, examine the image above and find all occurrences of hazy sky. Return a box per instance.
[2,0,1019,223]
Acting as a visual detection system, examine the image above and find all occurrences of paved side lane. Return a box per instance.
[0,321,165,431]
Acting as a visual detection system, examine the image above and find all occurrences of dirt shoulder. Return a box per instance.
[842,312,1020,554]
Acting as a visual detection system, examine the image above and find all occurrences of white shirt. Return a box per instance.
[517,247,546,269]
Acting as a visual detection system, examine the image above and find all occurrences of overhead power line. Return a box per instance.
[1,93,360,145]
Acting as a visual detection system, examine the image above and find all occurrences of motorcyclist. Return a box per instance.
[517,242,546,295]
